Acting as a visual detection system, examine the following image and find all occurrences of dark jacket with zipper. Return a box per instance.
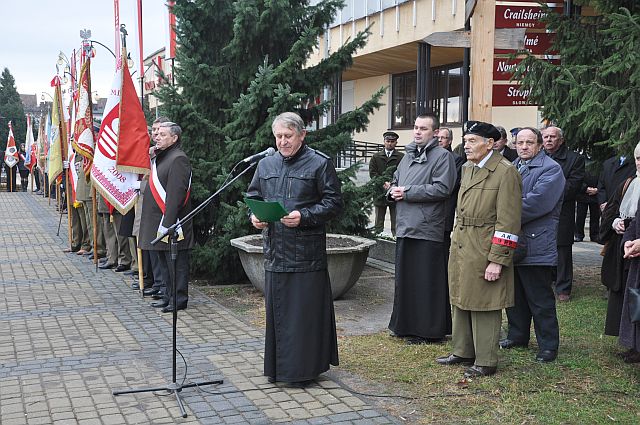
[246,144,343,272]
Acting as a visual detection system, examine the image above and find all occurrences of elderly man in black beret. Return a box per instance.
[437,120,522,378]
[369,131,404,235]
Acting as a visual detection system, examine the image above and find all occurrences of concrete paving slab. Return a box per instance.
[0,193,397,424]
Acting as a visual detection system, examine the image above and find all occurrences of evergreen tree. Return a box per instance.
[158,0,384,282]
[514,1,640,158]
[0,68,26,152]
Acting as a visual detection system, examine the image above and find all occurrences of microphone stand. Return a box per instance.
[113,160,260,418]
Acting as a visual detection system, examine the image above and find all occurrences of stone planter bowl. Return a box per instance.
[230,233,376,299]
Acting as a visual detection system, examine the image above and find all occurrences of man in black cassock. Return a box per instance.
[247,112,343,386]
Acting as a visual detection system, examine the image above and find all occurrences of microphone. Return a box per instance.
[241,147,276,164]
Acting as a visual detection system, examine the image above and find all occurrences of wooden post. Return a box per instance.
[8,167,13,192]
[66,171,73,249]
[92,186,98,266]
[470,0,496,122]
[137,247,144,297]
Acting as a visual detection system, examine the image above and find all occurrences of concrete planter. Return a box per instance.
[230,233,376,299]
[367,237,396,264]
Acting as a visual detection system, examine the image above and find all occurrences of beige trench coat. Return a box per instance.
[448,152,522,311]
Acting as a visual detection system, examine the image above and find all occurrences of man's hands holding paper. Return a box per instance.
[251,210,301,229]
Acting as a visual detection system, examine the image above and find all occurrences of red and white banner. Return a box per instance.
[73,59,95,176]
[114,0,121,61]
[4,121,19,168]
[165,0,177,59]
[90,64,140,215]
[116,53,151,174]
[24,115,36,171]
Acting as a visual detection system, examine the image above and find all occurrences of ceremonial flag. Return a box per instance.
[90,61,140,215]
[165,1,177,60]
[73,59,95,175]
[36,115,45,170]
[44,110,51,173]
[24,115,35,170]
[116,50,150,174]
[4,121,19,168]
[48,76,66,182]
[68,145,78,205]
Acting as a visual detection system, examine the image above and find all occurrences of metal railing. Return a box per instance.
[336,140,406,169]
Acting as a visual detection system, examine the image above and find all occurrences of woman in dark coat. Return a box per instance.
[619,195,640,363]
[17,143,30,192]
[600,171,637,336]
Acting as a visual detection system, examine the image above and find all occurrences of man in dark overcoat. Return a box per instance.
[439,127,465,266]
[247,112,343,386]
[437,121,522,378]
[387,114,456,344]
[501,127,565,363]
[542,126,585,301]
[369,131,403,235]
[139,122,193,313]
[598,153,636,211]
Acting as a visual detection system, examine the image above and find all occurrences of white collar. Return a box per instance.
[477,150,494,168]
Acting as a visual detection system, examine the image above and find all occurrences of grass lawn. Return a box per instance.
[198,265,640,424]
[338,266,640,424]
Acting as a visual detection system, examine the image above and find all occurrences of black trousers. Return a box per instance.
[575,201,600,240]
[506,265,559,351]
[148,250,166,292]
[157,249,189,309]
[554,245,573,295]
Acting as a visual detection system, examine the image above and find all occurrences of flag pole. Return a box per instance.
[92,186,98,270]
[9,167,12,192]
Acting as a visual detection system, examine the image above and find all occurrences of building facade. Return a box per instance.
[307,0,541,148]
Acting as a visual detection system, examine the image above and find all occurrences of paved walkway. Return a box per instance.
[0,193,397,425]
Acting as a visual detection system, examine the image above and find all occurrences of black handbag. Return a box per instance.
[628,287,640,323]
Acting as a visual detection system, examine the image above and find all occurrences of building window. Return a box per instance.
[431,64,463,125]
[391,72,417,129]
[391,63,462,129]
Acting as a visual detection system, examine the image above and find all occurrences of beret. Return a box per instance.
[464,121,501,141]
[383,131,399,140]
[510,127,521,135]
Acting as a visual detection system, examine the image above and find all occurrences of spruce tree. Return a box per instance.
[514,1,640,157]
[0,68,26,151]
[158,0,384,282]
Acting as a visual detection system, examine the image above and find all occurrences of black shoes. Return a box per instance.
[535,350,558,362]
[161,305,186,313]
[151,292,165,300]
[114,265,130,272]
[143,288,160,296]
[150,301,168,308]
[499,339,528,349]
[463,365,497,378]
[436,354,475,366]
[98,262,115,270]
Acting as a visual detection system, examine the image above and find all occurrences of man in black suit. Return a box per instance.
[139,122,194,313]
[494,126,518,161]
[597,154,636,211]
[575,168,600,242]
[543,126,585,301]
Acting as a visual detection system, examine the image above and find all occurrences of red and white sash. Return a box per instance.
[149,158,191,241]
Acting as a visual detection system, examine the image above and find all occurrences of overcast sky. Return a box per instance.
[0,0,168,102]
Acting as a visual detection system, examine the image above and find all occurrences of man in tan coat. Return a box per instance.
[437,121,522,378]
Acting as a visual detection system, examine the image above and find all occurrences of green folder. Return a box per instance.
[244,196,288,222]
